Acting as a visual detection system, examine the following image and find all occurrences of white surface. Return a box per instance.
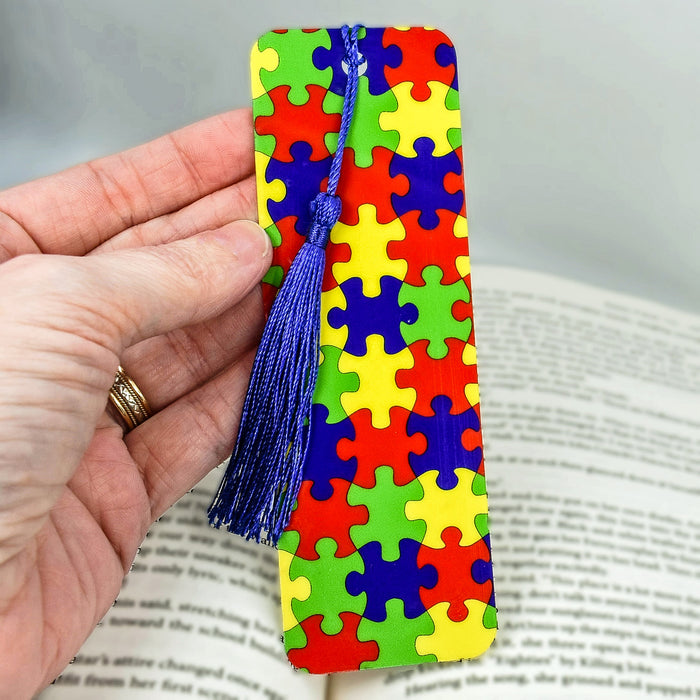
[1,0,698,311]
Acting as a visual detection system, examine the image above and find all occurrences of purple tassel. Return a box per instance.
[208,25,364,544]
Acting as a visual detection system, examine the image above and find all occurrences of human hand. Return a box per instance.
[0,109,271,697]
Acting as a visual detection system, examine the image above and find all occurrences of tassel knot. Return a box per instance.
[307,192,342,248]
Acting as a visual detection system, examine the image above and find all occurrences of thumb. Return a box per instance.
[3,219,272,354]
[85,219,272,349]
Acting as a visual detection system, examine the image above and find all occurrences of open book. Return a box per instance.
[39,265,700,699]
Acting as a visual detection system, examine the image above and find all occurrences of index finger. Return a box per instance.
[0,109,254,257]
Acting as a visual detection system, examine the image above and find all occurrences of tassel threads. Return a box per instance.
[208,25,364,545]
[208,193,340,542]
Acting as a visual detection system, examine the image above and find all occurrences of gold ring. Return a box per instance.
[108,365,152,431]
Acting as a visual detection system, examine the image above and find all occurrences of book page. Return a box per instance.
[38,471,325,700]
[331,265,700,699]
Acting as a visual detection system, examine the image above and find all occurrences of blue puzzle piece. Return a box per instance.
[358,28,402,96]
[390,137,464,229]
[311,29,347,97]
[435,42,459,90]
[313,28,402,98]
[328,276,418,356]
[266,142,334,233]
[407,395,482,490]
[346,539,437,622]
[302,404,357,501]
[473,534,496,607]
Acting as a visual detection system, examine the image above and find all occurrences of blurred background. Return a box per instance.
[1,0,698,311]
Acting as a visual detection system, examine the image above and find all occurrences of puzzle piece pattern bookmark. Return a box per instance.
[253,26,496,673]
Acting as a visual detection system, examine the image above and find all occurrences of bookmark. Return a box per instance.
[210,24,497,673]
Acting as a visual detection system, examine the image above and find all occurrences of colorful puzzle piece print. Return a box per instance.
[286,476,366,556]
[336,406,426,488]
[258,29,333,104]
[290,537,366,634]
[379,81,460,157]
[279,545,311,631]
[255,84,342,162]
[255,25,495,673]
[399,265,473,360]
[405,468,489,549]
[417,527,494,620]
[387,209,468,287]
[338,334,417,428]
[287,613,380,673]
[383,27,457,101]
[390,137,464,228]
[265,142,335,232]
[346,539,438,622]
[358,27,403,96]
[313,346,360,424]
[320,285,349,349]
[328,276,417,356]
[397,338,479,416]
[348,466,426,561]
[330,204,407,296]
[407,395,483,488]
[357,599,437,669]
[335,146,410,225]
[415,600,497,660]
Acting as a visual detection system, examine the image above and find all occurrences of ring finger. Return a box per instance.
[113,284,264,421]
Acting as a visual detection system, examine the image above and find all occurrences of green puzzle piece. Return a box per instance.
[265,221,282,248]
[399,265,473,359]
[344,75,400,167]
[322,91,345,154]
[483,603,498,630]
[472,472,487,497]
[446,86,462,151]
[347,466,426,561]
[290,537,366,635]
[263,265,283,288]
[284,621,308,652]
[258,29,332,105]
[313,345,360,424]
[357,598,437,669]
[475,512,490,539]
[278,528,300,556]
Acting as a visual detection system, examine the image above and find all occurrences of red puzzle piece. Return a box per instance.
[333,146,409,225]
[286,479,368,561]
[417,527,493,621]
[324,239,352,291]
[387,209,467,287]
[383,28,456,101]
[288,613,379,672]
[396,338,479,416]
[256,84,341,162]
[271,215,350,292]
[272,215,306,271]
[336,407,427,488]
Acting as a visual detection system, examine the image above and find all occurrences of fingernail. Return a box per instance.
[211,220,271,263]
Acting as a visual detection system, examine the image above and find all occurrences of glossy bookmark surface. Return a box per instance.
[252,26,496,673]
